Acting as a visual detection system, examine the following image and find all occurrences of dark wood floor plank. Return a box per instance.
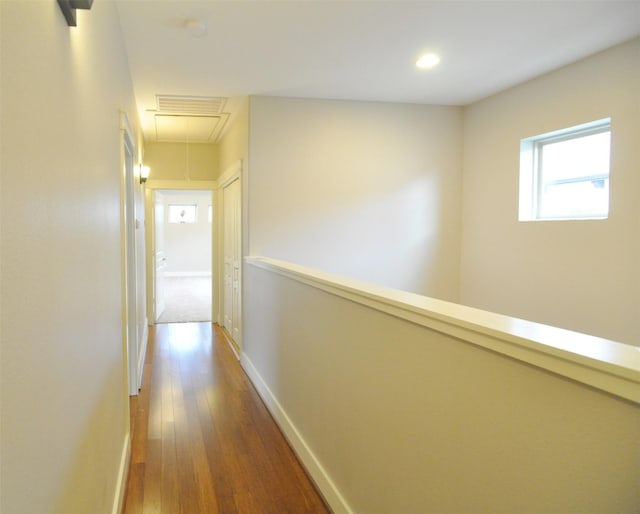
[141,334,162,514]
[121,322,330,514]
[141,440,161,514]
[122,462,144,514]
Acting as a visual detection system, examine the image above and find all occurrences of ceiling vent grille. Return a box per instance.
[156,95,226,115]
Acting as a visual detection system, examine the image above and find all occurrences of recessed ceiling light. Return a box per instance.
[416,53,440,69]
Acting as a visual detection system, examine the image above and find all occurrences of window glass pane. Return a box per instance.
[534,126,610,219]
[540,131,610,182]
[538,178,609,219]
[168,204,197,223]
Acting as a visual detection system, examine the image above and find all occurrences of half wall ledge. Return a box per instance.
[245,256,640,404]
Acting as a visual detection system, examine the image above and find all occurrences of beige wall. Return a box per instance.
[144,142,218,181]
[460,38,640,345]
[244,262,640,513]
[218,96,249,178]
[0,2,138,513]
[248,96,463,299]
[244,41,639,343]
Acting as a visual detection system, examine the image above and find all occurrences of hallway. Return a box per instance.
[122,323,329,514]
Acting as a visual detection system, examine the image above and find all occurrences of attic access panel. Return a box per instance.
[154,114,228,143]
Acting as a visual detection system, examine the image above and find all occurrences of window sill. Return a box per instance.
[519,216,608,222]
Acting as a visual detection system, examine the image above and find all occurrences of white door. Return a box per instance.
[222,178,241,342]
[154,191,166,320]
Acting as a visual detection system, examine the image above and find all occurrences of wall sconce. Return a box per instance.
[139,165,151,184]
[57,0,94,27]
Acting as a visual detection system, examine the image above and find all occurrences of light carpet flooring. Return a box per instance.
[157,276,212,323]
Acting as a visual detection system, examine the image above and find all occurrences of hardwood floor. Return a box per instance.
[122,322,330,514]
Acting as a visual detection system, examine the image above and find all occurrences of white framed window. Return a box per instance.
[519,118,611,221]
[168,204,197,224]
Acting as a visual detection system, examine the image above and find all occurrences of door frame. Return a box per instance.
[153,190,166,320]
[144,182,217,324]
[143,160,242,351]
[120,112,143,396]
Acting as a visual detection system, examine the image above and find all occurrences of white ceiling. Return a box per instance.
[115,1,640,144]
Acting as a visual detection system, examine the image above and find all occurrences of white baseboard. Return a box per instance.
[219,328,240,361]
[240,353,352,514]
[164,271,212,278]
[111,433,131,514]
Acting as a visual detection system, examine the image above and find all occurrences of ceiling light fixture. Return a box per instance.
[185,19,207,38]
[416,53,441,69]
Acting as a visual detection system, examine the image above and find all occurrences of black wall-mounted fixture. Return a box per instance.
[57,0,94,27]
[139,165,150,184]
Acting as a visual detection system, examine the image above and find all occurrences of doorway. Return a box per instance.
[153,189,213,323]
[121,113,147,396]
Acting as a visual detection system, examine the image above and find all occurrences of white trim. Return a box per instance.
[111,433,131,514]
[219,325,240,361]
[164,271,212,278]
[119,111,134,144]
[136,322,149,391]
[218,159,242,189]
[246,256,640,404]
[241,353,353,514]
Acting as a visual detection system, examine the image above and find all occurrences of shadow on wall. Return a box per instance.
[264,174,458,300]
